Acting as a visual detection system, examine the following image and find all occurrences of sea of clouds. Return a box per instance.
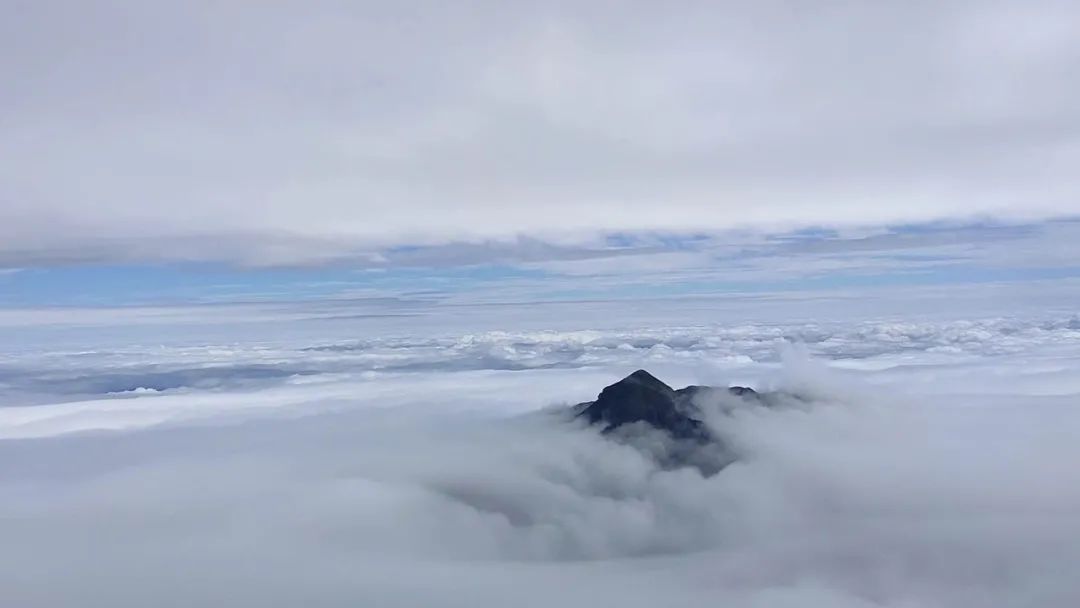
[2,300,1079,607]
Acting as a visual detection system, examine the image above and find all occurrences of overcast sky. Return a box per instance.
[2,0,1079,268]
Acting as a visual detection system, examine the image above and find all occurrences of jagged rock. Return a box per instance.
[573,370,759,476]
[577,370,702,440]
[576,369,756,440]
[680,384,758,399]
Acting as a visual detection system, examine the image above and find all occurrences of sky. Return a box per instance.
[5,4,1080,605]
[2,218,1079,307]
[2,0,1079,307]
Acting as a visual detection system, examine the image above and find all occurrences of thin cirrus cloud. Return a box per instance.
[2,1,1080,267]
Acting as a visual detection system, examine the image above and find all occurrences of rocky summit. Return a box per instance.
[575,369,757,442]
[571,369,759,476]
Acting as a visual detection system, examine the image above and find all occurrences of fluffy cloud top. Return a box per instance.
[2,1,1079,265]
[3,308,1080,606]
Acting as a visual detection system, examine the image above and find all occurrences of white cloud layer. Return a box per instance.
[2,300,1080,606]
[2,1,1080,264]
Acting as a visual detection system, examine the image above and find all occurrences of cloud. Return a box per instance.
[4,294,1080,605]
[2,334,1080,606]
[2,1,1079,265]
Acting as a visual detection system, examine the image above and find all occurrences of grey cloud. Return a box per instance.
[2,1,1080,265]
[3,341,1080,606]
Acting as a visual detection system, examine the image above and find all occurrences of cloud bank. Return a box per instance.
[2,309,1080,606]
[3,1,1080,265]
[3,356,1079,606]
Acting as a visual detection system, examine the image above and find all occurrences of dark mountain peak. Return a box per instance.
[573,370,761,475]
[579,369,706,441]
[621,369,673,392]
[593,370,674,412]
[576,370,761,440]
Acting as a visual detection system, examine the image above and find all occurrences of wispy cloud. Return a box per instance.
[2,219,1077,307]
